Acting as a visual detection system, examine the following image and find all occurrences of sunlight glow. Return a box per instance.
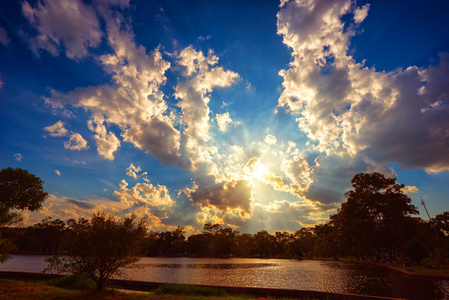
[244,160,269,181]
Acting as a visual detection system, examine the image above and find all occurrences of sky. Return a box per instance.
[0,0,448,234]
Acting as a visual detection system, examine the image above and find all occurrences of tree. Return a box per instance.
[0,167,48,225]
[0,167,48,262]
[330,172,418,256]
[45,211,147,292]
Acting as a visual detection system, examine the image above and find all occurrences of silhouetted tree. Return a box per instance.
[0,167,48,262]
[330,172,418,256]
[32,217,66,252]
[0,167,48,225]
[45,211,147,292]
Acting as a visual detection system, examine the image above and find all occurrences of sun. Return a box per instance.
[251,162,268,180]
[244,158,269,182]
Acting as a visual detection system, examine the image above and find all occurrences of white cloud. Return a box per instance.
[45,10,179,164]
[353,4,370,24]
[21,0,102,60]
[55,170,61,176]
[87,119,120,160]
[174,46,239,172]
[44,120,68,137]
[216,112,239,131]
[277,0,449,173]
[64,133,89,151]
[264,134,277,145]
[126,163,142,179]
[114,179,173,207]
[14,153,23,162]
[0,27,10,46]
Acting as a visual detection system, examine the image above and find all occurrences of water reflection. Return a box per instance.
[1,255,447,299]
[134,263,276,269]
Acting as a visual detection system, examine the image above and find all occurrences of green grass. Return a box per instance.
[0,278,325,300]
[47,273,97,291]
[153,284,227,297]
[394,264,449,275]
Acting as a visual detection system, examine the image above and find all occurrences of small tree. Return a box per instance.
[0,167,48,262]
[45,211,147,292]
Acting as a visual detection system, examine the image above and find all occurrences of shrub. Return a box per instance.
[49,273,96,291]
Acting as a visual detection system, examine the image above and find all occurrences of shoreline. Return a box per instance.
[310,258,449,280]
[0,271,404,300]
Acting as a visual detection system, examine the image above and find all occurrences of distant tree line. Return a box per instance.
[1,169,448,270]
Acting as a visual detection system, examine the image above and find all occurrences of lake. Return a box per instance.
[0,255,448,299]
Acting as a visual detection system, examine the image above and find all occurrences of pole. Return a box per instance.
[420,196,431,220]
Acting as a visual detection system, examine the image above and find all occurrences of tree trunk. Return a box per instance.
[97,278,108,292]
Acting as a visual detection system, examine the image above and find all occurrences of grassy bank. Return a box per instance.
[0,278,325,300]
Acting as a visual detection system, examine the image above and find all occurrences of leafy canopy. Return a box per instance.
[0,167,48,225]
[45,211,147,292]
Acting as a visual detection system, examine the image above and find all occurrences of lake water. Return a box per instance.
[1,255,448,299]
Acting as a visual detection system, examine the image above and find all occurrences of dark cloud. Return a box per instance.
[190,178,253,213]
[66,198,95,209]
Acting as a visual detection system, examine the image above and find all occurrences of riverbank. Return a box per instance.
[0,272,404,300]
[308,257,449,280]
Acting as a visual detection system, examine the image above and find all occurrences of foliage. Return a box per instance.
[153,284,226,297]
[0,167,48,263]
[48,274,96,291]
[330,172,418,256]
[45,211,147,292]
[0,167,48,225]
[3,171,449,270]
[144,226,186,256]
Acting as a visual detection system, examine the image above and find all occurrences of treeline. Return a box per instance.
[1,213,448,266]
[1,172,448,268]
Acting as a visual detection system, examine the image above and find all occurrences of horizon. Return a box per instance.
[1,0,448,235]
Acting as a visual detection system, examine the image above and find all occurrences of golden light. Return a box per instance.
[251,162,268,180]
[244,158,269,182]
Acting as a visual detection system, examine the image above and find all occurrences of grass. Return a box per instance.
[394,264,449,275]
[0,278,325,300]
[153,284,227,297]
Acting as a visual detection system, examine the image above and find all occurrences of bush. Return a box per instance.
[154,284,227,297]
[49,273,96,291]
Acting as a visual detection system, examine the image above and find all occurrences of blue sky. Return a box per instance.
[0,0,448,234]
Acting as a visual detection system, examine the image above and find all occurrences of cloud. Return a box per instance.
[198,35,211,41]
[0,27,10,46]
[21,0,102,60]
[14,153,23,161]
[189,176,253,214]
[55,170,61,176]
[64,133,89,151]
[66,198,95,209]
[44,120,68,137]
[216,112,239,131]
[403,185,419,194]
[126,163,142,179]
[114,179,174,207]
[277,0,449,173]
[87,119,120,160]
[45,9,179,164]
[174,46,239,171]
[264,134,277,145]
[353,4,370,24]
